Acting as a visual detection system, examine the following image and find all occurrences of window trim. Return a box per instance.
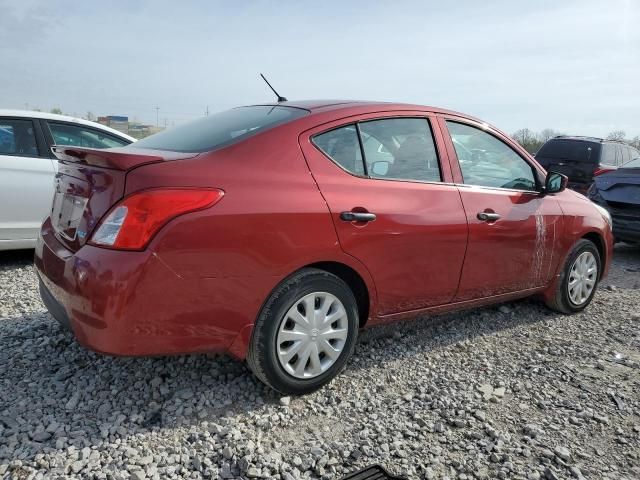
[0,117,44,158]
[443,118,543,193]
[310,115,445,185]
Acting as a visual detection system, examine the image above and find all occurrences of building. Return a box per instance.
[97,115,129,135]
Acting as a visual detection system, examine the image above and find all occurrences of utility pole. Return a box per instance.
[206,106,209,116]
[155,106,159,127]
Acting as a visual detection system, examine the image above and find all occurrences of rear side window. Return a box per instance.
[0,119,38,157]
[312,125,365,175]
[536,139,600,163]
[48,122,130,149]
[131,106,308,153]
[312,117,442,183]
[359,118,440,182]
[601,144,616,165]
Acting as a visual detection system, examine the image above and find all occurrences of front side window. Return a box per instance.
[48,122,130,149]
[447,121,537,191]
[0,119,38,157]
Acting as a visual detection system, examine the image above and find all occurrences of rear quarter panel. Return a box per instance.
[123,123,378,353]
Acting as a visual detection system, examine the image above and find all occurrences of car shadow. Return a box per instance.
[0,248,34,266]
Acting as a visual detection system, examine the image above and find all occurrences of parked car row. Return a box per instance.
[587,157,640,244]
[0,110,134,250]
[33,100,614,393]
[535,136,639,194]
[535,135,640,244]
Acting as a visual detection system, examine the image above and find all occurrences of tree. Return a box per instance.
[606,130,626,141]
[512,128,543,154]
[630,136,640,151]
[539,128,559,143]
[50,107,63,115]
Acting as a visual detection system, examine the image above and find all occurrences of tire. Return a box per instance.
[247,268,359,394]
[545,238,601,314]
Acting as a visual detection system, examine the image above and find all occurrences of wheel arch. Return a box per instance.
[304,261,371,327]
[581,231,606,279]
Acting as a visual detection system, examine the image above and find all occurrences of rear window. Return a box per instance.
[536,139,600,163]
[130,106,308,153]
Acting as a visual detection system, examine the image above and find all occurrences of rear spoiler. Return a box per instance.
[51,146,197,170]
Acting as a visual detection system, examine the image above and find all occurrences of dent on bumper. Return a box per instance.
[35,221,262,359]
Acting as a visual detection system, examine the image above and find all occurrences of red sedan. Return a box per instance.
[35,100,613,394]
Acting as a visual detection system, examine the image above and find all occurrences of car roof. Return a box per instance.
[0,109,136,142]
[550,135,630,145]
[251,99,478,120]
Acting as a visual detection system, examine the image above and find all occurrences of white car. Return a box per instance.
[0,110,135,250]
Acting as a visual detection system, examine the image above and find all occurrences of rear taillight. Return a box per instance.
[594,165,615,177]
[89,188,224,250]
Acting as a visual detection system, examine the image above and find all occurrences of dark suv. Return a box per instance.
[535,136,640,194]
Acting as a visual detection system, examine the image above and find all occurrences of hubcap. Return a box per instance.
[568,251,598,306]
[276,292,348,379]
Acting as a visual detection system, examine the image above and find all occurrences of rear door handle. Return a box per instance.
[340,211,377,222]
[477,212,501,222]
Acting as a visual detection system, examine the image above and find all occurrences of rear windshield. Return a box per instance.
[130,106,309,153]
[536,139,601,162]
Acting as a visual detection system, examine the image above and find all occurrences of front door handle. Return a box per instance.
[477,212,501,222]
[340,211,377,222]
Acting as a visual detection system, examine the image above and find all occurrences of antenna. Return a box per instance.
[260,73,287,102]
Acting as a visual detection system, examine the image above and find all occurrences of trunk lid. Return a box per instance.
[50,146,197,251]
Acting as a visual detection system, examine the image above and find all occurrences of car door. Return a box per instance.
[438,117,564,300]
[0,117,56,244]
[300,113,468,316]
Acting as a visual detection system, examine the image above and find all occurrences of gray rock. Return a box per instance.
[554,446,571,462]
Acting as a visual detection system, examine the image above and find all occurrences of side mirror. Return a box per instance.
[371,161,390,176]
[544,171,568,194]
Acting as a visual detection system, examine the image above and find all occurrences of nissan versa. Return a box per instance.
[35,101,614,394]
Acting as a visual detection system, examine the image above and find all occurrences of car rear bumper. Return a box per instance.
[35,218,259,359]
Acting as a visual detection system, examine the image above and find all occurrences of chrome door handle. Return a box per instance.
[477,212,501,222]
[340,211,377,222]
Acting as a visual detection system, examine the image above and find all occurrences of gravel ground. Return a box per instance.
[0,246,638,480]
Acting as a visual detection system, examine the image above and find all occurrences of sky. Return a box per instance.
[1,0,638,137]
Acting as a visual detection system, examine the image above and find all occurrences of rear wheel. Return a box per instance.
[247,268,359,394]
[545,239,601,313]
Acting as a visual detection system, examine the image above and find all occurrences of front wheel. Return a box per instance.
[545,238,601,314]
[247,268,359,394]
